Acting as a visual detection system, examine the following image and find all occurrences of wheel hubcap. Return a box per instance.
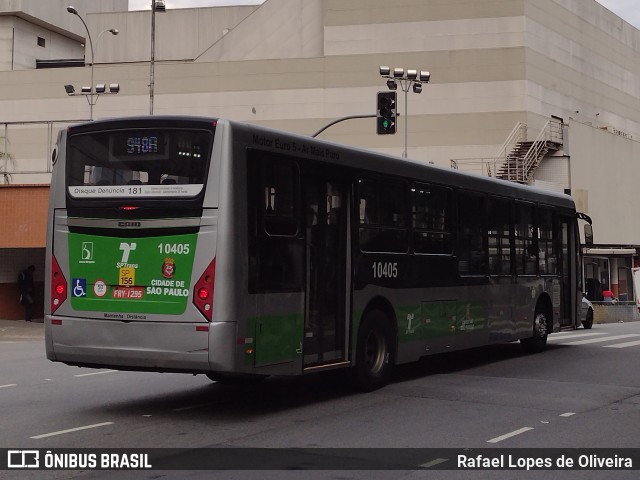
[534,314,547,338]
[365,330,386,374]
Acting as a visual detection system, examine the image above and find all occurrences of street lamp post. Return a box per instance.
[150,0,166,115]
[379,66,430,158]
[66,6,119,120]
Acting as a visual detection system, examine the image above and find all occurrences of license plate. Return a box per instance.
[111,286,144,300]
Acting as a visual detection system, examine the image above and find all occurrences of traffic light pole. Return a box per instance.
[311,114,375,138]
[378,66,430,159]
[395,80,414,158]
[403,84,409,158]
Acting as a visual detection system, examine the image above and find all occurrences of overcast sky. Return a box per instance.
[129,0,640,30]
[596,0,640,29]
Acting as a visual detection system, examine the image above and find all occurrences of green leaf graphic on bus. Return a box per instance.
[68,233,197,314]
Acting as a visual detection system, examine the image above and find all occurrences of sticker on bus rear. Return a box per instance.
[67,233,197,315]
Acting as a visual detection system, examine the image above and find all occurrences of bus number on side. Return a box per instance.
[157,243,191,255]
[372,261,398,279]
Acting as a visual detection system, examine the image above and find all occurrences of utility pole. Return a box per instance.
[379,66,430,158]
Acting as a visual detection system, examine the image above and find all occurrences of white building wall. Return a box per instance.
[0,0,640,251]
[567,119,640,245]
[84,6,258,65]
[196,0,323,62]
[0,17,13,70]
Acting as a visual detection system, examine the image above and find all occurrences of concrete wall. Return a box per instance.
[0,0,129,71]
[0,0,128,39]
[524,0,640,138]
[567,119,640,246]
[1,0,640,198]
[196,0,323,62]
[0,16,85,70]
[85,6,258,64]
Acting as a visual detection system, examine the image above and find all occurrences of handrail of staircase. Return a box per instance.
[494,121,526,179]
[521,118,558,182]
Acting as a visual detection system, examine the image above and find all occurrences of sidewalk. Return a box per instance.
[0,318,44,341]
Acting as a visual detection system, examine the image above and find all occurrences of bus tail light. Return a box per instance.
[50,255,67,314]
[193,258,215,322]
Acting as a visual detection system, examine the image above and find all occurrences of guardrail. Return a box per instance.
[450,157,497,177]
[592,302,640,324]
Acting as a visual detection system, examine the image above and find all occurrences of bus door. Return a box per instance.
[559,216,577,327]
[302,170,348,368]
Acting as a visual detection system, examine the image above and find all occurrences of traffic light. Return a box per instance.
[377,91,397,134]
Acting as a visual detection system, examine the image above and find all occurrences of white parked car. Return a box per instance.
[580,295,594,329]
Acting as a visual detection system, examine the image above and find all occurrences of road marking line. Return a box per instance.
[549,332,606,341]
[74,370,117,377]
[30,422,114,439]
[487,427,534,444]
[560,412,576,417]
[555,334,640,345]
[0,384,17,389]
[604,339,640,348]
[420,458,449,468]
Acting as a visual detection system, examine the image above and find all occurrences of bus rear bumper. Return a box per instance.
[45,316,212,373]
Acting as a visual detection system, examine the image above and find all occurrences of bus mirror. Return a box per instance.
[584,224,593,246]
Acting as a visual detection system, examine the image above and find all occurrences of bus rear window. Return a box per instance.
[66,128,212,198]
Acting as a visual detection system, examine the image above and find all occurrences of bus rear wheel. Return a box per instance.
[354,310,394,392]
[521,312,549,353]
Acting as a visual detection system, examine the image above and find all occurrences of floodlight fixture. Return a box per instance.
[379,65,390,76]
[393,67,404,78]
[64,84,75,95]
[413,82,422,94]
[109,83,120,93]
[153,0,166,11]
[81,86,92,94]
[386,79,397,90]
[406,69,418,80]
[420,71,430,83]
[95,84,106,93]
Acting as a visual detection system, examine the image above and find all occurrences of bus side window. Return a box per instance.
[487,197,512,275]
[410,183,453,254]
[457,193,486,275]
[514,202,536,275]
[247,152,303,294]
[538,208,557,275]
[262,161,299,237]
[357,176,408,253]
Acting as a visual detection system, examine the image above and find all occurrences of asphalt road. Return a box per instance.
[1,319,640,479]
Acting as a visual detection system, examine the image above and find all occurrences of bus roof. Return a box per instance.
[66,115,575,211]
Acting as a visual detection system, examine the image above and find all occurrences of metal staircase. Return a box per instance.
[495,118,564,184]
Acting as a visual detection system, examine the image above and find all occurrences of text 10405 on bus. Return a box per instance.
[45,116,594,391]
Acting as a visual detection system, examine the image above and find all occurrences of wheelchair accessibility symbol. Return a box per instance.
[72,278,87,297]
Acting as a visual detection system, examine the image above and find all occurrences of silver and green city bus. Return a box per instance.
[45,116,593,391]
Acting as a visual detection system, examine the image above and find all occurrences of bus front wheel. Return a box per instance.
[521,312,549,353]
[354,310,394,392]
